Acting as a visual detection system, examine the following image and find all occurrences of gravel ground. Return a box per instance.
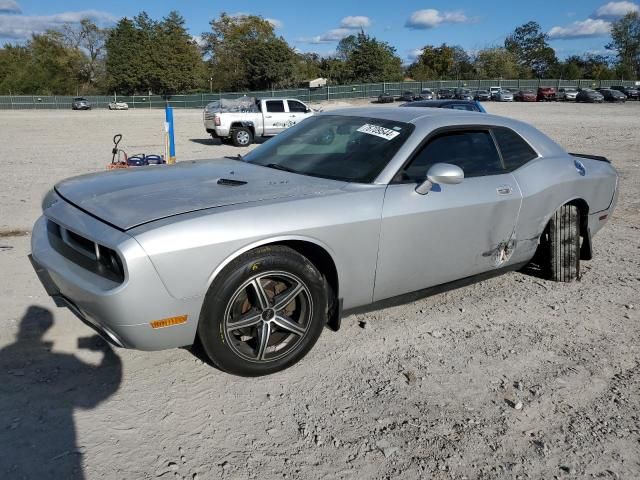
[0,100,639,479]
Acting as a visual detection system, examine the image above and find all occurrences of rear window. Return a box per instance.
[493,127,537,171]
[266,100,285,113]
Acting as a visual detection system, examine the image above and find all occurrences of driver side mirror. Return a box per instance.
[415,163,464,195]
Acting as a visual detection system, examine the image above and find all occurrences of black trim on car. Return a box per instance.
[569,153,610,163]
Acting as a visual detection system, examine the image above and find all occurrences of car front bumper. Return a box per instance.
[30,205,203,351]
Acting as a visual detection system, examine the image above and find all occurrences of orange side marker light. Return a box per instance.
[150,315,188,329]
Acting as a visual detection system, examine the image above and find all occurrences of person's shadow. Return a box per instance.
[0,306,122,479]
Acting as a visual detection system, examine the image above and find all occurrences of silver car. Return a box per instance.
[496,89,514,102]
[30,108,618,376]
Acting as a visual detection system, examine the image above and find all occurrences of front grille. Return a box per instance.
[47,220,125,283]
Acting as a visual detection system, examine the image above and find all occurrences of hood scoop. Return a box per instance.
[217,178,247,187]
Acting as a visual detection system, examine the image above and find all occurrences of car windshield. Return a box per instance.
[242,115,414,183]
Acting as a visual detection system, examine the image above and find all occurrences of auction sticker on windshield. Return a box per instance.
[357,124,400,140]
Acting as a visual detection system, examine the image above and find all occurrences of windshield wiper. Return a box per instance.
[265,163,298,174]
[224,154,243,161]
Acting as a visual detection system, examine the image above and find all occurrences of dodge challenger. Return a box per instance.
[30,107,618,376]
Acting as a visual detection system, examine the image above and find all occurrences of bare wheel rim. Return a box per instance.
[222,271,313,363]
[236,130,250,145]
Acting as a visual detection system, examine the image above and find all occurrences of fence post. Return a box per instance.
[10,93,13,110]
[327,85,330,101]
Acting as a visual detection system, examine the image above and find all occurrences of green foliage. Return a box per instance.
[505,21,558,77]
[0,32,85,94]
[474,47,521,79]
[202,13,284,91]
[408,44,473,80]
[341,33,403,83]
[607,12,640,78]
[105,11,203,94]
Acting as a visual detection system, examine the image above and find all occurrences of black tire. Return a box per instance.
[231,127,253,147]
[547,204,580,282]
[197,246,328,376]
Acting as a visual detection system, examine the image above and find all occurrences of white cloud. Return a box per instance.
[407,48,424,61]
[405,9,470,29]
[548,18,612,39]
[266,17,283,29]
[0,10,116,39]
[303,28,352,44]
[0,0,20,14]
[340,15,371,28]
[594,1,639,18]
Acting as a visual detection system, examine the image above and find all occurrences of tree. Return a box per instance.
[607,12,640,78]
[245,37,296,89]
[104,17,148,94]
[473,47,520,79]
[407,44,473,80]
[105,11,204,94]
[293,53,323,84]
[505,21,558,77]
[62,19,107,90]
[202,13,286,91]
[343,32,403,83]
[152,11,205,93]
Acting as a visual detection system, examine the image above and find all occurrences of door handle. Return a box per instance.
[289,114,296,117]
[497,185,513,195]
[265,115,272,118]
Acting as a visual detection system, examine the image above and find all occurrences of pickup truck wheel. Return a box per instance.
[231,127,253,147]
[197,246,328,376]
[545,204,580,282]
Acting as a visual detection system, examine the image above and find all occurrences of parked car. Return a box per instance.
[514,89,537,102]
[398,91,417,102]
[203,97,314,146]
[71,97,91,110]
[598,88,627,102]
[108,101,129,110]
[576,89,604,103]
[473,90,491,101]
[399,99,486,112]
[558,87,578,101]
[417,89,434,100]
[610,85,639,100]
[454,89,474,100]
[489,86,502,100]
[30,107,618,376]
[495,89,514,102]
[437,89,455,99]
[377,92,394,103]
[537,87,557,102]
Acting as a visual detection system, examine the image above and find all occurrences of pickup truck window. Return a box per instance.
[266,100,285,113]
[287,100,308,113]
[242,115,414,183]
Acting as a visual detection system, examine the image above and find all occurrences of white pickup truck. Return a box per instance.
[203,97,314,146]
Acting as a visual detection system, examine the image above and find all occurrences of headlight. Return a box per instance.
[42,188,59,211]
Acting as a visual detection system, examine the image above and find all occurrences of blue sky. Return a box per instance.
[1,0,638,61]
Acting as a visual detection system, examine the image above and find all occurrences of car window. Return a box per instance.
[287,100,307,113]
[243,115,414,183]
[402,130,503,182]
[492,127,537,171]
[449,104,475,111]
[266,100,285,113]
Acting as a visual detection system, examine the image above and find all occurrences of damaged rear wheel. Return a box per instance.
[545,204,580,282]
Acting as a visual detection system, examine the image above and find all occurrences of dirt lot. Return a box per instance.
[1,101,639,479]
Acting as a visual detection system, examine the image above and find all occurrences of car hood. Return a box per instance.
[54,158,346,230]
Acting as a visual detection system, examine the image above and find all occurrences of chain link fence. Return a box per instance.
[1,79,638,110]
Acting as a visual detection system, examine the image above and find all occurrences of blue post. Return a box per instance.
[165,105,176,164]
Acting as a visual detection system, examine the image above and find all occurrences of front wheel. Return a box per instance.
[231,127,253,147]
[197,246,328,376]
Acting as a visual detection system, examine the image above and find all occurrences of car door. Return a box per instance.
[286,100,312,126]
[373,128,523,302]
[263,100,290,135]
